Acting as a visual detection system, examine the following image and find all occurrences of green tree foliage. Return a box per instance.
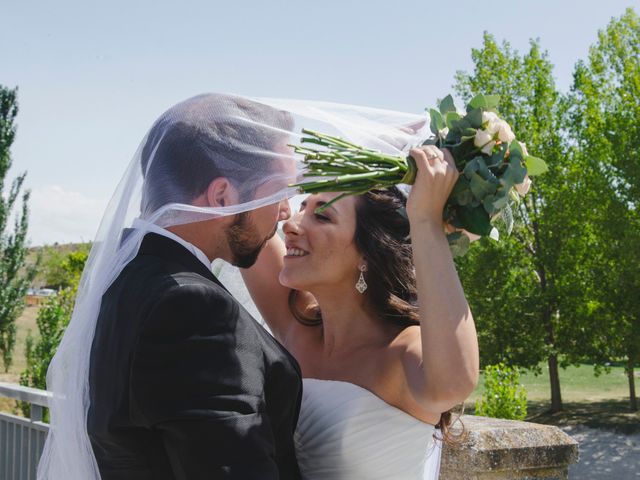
[568,7,640,410]
[20,249,88,418]
[0,85,36,372]
[454,34,590,412]
[37,243,90,289]
[475,363,527,420]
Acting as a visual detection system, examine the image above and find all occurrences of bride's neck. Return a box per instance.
[312,288,388,356]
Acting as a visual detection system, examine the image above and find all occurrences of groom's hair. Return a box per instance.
[140,94,293,216]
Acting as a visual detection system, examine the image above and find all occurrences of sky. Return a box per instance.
[2,0,637,245]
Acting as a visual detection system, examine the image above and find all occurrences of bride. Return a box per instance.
[242,145,480,479]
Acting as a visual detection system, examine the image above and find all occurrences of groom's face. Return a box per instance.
[225,150,295,268]
[225,198,290,268]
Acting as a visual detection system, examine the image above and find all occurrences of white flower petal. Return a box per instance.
[481,140,496,155]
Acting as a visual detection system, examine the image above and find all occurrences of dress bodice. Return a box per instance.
[294,379,441,479]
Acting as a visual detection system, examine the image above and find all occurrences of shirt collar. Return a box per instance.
[132,218,212,272]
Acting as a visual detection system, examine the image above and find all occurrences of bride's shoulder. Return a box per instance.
[390,325,421,350]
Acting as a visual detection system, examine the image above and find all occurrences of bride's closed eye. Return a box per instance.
[301,201,332,223]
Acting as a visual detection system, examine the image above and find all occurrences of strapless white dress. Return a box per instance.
[294,379,442,479]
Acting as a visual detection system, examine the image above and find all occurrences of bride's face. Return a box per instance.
[279,193,362,293]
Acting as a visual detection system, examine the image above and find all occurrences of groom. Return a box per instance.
[87,95,302,479]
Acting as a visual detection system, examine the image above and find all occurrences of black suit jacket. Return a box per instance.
[88,233,302,479]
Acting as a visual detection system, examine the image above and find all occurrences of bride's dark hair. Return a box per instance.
[288,186,463,444]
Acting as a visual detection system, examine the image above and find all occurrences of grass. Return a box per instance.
[467,363,640,433]
[468,362,634,404]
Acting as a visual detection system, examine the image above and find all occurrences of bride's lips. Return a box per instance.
[284,245,310,259]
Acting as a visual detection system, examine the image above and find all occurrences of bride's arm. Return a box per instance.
[403,147,479,414]
[241,235,300,343]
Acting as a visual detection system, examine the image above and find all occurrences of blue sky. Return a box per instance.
[2,0,637,245]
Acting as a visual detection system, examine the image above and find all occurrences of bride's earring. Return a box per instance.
[355,264,368,294]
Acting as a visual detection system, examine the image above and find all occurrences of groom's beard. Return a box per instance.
[225,212,278,269]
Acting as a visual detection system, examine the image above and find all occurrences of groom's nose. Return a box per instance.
[278,199,291,221]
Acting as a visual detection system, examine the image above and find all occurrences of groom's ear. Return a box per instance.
[205,177,239,208]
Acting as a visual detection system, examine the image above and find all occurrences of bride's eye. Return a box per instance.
[314,213,330,222]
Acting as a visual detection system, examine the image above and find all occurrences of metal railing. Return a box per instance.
[0,383,51,480]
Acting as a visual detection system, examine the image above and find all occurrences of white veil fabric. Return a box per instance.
[38,93,432,480]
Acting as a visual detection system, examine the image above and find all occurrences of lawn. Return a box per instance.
[468,362,634,404]
[467,362,639,432]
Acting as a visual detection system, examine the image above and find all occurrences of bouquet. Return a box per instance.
[290,94,548,256]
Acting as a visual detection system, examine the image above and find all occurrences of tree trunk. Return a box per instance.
[628,356,638,412]
[548,353,563,413]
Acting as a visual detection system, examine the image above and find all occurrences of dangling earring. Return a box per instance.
[355,264,368,294]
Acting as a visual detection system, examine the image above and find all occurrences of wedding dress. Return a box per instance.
[295,378,442,479]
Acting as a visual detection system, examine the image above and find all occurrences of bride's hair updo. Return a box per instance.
[288,186,462,442]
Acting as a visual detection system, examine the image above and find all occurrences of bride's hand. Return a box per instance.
[405,146,459,227]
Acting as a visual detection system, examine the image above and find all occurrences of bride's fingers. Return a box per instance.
[409,148,433,170]
[420,146,444,167]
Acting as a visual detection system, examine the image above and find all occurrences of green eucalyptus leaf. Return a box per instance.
[468,94,486,111]
[463,158,480,178]
[501,155,528,186]
[466,108,483,128]
[483,190,509,215]
[470,172,498,200]
[450,176,473,206]
[525,155,549,176]
[476,157,500,184]
[439,95,456,114]
[445,111,462,129]
[429,108,445,135]
[447,232,471,258]
[482,194,498,215]
[458,206,492,236]
[486,143,508,168]
[508,140,524,160]
[484,95,501,109]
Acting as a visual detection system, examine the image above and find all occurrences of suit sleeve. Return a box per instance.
[130,283,279,480]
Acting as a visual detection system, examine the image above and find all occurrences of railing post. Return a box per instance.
[30,405,43,423]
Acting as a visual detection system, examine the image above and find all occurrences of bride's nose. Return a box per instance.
[282,212,302,236]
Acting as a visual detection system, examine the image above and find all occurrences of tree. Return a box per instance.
[40,243,91,289]
[569,7,640,410]
[21,249,88,418]
[454,34,590,412]
[0,85,36,372]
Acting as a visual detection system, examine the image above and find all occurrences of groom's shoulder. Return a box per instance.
[119,252,230,305]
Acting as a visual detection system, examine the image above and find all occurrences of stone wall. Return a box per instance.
[440,415,579,479]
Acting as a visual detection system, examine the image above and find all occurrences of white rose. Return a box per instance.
[482,111,499,124]
[474,129,493,148]
[439,127,449,138]
[481,140,496,155]
[498,121,515,143]
[515,175,532,196]
[487,120,501,135]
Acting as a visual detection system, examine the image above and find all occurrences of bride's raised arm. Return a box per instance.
[403,146,480,415]
[241,234,299,344]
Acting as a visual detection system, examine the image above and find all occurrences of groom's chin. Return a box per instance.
[231,244,264,269]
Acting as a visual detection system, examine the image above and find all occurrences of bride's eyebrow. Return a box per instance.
[300,199,338,215]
